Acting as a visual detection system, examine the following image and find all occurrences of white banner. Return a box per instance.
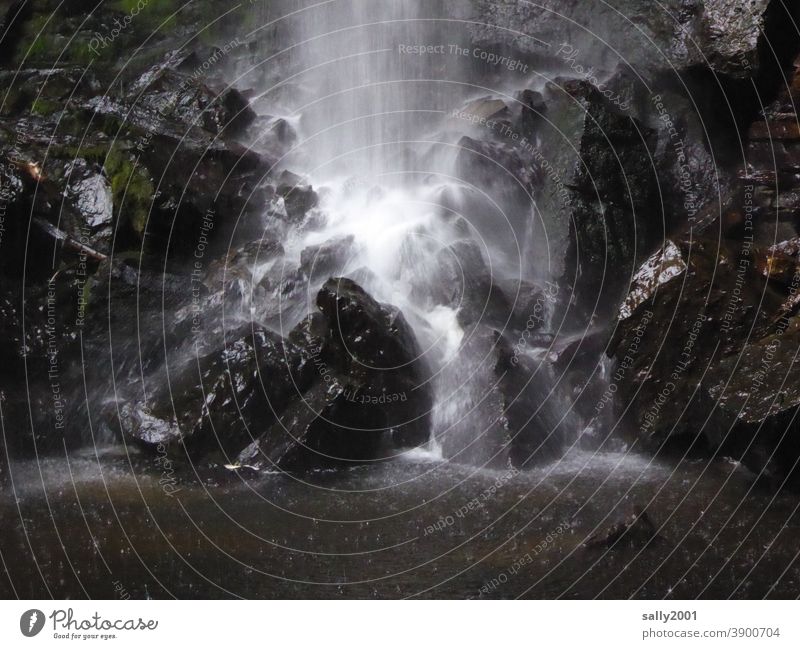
[0,601,796,648]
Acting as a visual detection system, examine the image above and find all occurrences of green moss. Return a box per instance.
[13,2,241,70]
[104,145,154,238]
[46,140,153,238]
[112,0,181,33]
[30,98,61,116]
[22,14,57,62]
[18,13,93,66]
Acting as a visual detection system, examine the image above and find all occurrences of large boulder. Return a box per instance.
[436,325,571,469]
[121,325,315,460]
[238,278,434,470]
[449,79,661,326]
[514,79,660,326]
[312,277,434,449]
[702,327,800,488]
[84,71,270,259]
[120,278,435,471]
[431,238,512,328]
[609,234,800,487]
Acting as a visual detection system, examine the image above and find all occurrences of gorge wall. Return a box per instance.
[2,0,800,490]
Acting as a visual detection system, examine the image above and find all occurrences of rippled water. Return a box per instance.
[3,447,799,599]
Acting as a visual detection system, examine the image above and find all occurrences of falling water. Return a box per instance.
[248,0,575,466]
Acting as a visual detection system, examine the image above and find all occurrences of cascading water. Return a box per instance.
[245,0,580,467]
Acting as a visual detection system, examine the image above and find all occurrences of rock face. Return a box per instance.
[122,278,434,470]
[2,0,800,495]
[0,29,325,463]
[469,0,771,80]
[554,80,660,325]
[84,61,269,258]
[435,324,573,469]
[465,0,800,329]
[609,234,800,486]
[745,53,800,235]
[703,329,800,488]
[604,41,800,490]
[449,79,661,328]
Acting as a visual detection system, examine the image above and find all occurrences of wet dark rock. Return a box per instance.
[122,325,314,460]
[436,328,512,468]
[0,436,6,489]
[314,278,433,449]
[214,88,257,136]
[0,1,31,65]
[199,237,286,321]
[78,255,202,419]
[0,139,115,270]
[584,505,658,550]
[133,67,254,136]
[276,171,319,223]
[609,236,798,479]
[237,378,393,471]
[433,239,511,328]
[454,97,512,124]
[254,117,298,158]
[610,238,766,447]
[119,277,434,470]
[497,278,555,333]
[238,278,435,470]
[204,237,286,288]
[438,326,568,469]
[549,328,609,373]
[0,67,98,118]
[0,153,41,278]
[698,325,800,489]
[242,279,434,469]
[470,0,772,80]
[0,271,86,456]
[501,336,573,469]
[455,135,537,202]
[79,55,273,257]
[299,235,356,282]
[59,158,114,253]
[0,1,247,74]
[743,53,800,235]
[516,89,546,137]
[457,75,662,328]
[550,79,660,326]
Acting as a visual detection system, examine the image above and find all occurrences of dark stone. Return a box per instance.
[437,325,568,469]
[584,505,658,550]
[432,238,511,328]
[277,173,319,223]
[121,325,314,460]
[82,59,272,258]
[516,89,546,137]
[0,272,85,456]
[314,278,433,449]
[241,279,435,469]
[700,327,800,490]
[118,277,434,471]
[470,0,772,80]
[609,234,800,488]
[299,235,356,282]
[554,80,660,326]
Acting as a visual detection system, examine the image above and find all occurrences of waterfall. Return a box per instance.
[248,0,576,467]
